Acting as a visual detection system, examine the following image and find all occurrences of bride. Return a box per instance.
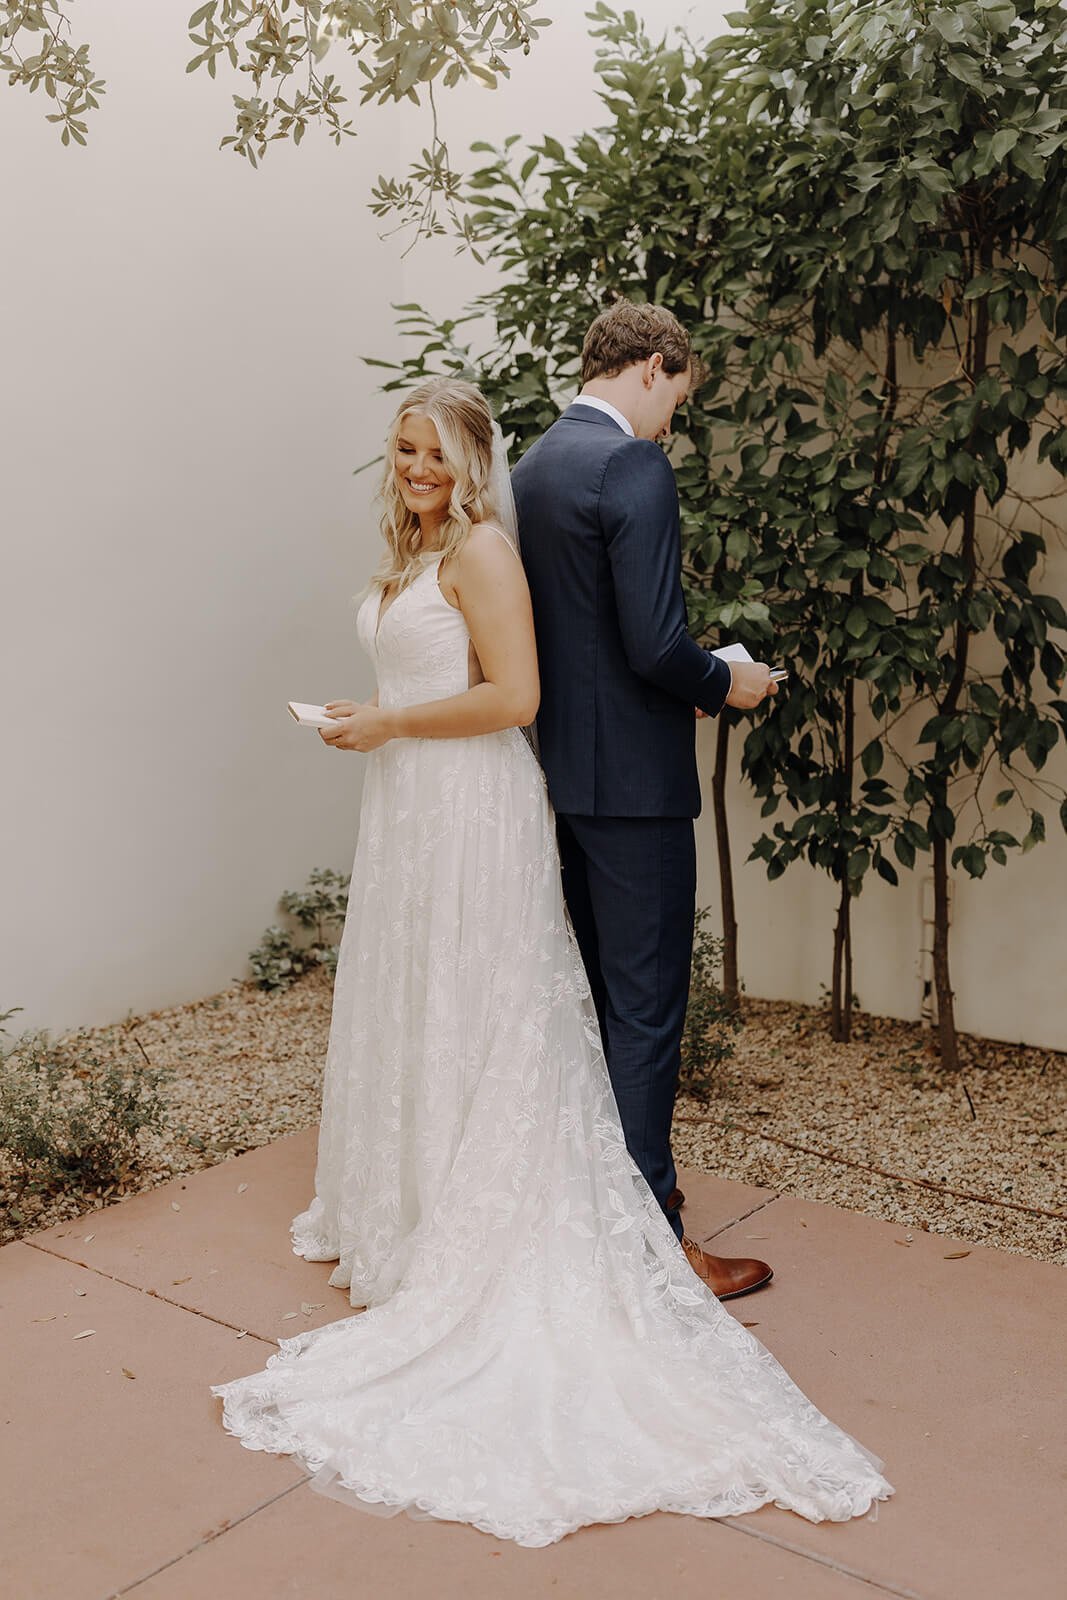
[210,378,892,1546]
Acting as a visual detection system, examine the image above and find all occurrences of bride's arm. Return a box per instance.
[320,529,539,752]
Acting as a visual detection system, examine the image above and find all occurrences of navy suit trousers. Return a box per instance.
[556,814,696,1242]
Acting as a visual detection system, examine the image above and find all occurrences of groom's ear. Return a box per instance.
[644,352,665,385]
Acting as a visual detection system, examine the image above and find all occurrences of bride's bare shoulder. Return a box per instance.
[463,522,520,561]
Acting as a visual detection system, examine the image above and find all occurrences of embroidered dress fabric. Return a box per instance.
[211,556,893,1547]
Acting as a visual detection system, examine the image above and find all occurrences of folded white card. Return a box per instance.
[711,642,755,664]
[287,701,335,729]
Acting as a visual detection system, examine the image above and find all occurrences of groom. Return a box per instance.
[512,300,777,1300]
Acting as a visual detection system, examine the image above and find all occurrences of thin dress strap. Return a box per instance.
[479,523,522,562]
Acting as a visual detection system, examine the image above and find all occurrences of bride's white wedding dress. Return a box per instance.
[211,548,893,1546]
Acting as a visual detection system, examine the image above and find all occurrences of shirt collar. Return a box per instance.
[571,393,635,437]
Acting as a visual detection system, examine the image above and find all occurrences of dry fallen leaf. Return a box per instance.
[73,1329,96,1340]
[122,1368,136,1380]
[32,1315,56,1324]
[73,1287,86,1297]
[236,1329,249,1339]
[236,1182,249,1194]
[746,1235,769,1240]
[83,1234,95,1242]
[281,1311,300,1321]
[894,1240,911,1247]
[300,1302,326,1317]
[170,1202,181,1212]
[172,1276,192,1286]
[944,1250,971,1260]
[742,1321,760,1328]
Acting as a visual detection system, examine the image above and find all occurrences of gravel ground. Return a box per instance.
[3,974,1064,1263]
[675,1000,1066,1264]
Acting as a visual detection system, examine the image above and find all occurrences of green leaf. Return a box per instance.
[931,9,967,42]
[963,273,996,300]
[943,51,986,92]
[979,1,1017,35]
[894,832,916,869]
[952,845,987,878]
[990,127,1019,164]
[861,740,884,778]
[1021,810,1046,852]
[825,369,847,410]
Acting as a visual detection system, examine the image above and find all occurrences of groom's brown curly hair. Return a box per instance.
[580,300,705,388]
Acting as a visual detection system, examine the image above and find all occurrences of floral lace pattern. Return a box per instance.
[210,559,893,1546]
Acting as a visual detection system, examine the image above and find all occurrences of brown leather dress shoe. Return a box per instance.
[668,1186,686,1212]
[681,1236,773,1300]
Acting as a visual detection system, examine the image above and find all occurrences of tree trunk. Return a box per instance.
[931,831,959,1071]
[711,712,740,1013]
[930,238,990,1069]
[830,632,856,1041]
[830,877,853,1042]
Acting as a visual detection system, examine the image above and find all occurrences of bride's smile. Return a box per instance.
[395,413,455,526]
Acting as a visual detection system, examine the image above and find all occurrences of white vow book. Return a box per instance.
[287,702,335,729]
[712,642,787,681]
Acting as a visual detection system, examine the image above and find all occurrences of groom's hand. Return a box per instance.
[724,661,779,711]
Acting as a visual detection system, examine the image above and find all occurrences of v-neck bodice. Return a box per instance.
[356,557,472,710]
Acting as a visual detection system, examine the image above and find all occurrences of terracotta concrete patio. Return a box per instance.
[4,1127,1064,1600]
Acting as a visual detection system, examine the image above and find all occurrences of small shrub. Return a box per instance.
[0,1025,170,1199]
[680,910,743,1104]
[249,866,350,990]
[248,925,320,990]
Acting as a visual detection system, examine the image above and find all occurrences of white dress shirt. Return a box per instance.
[571,393,635,437]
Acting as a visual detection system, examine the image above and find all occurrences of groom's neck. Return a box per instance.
[578,374,643,436]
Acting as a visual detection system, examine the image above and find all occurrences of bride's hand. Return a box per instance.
[319,704,393,753]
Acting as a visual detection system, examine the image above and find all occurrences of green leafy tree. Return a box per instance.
[2,1,550,241]
[699,0,1067,1063]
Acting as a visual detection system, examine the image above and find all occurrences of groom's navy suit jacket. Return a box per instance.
[511,403,731,818]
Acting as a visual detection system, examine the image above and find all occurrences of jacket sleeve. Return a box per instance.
[599,439,731,717]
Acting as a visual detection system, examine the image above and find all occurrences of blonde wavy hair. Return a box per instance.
[372,378,497,594]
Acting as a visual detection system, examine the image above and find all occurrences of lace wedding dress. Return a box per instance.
[211,549,893,1546]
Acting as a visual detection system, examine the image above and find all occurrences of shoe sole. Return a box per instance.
[716,1269,774,1301]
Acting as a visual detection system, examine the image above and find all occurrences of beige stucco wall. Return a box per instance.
[3,3,1064,1048]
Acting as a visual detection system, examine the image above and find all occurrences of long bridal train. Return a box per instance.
[211,554,893,1547]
